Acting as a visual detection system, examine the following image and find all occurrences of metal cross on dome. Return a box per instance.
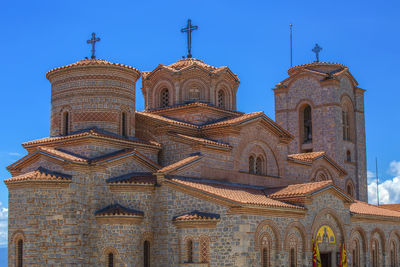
[181,19,198,58]
[87,33,101,59]
[312,43,322,62]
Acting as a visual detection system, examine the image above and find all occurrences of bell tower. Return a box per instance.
[273,62,367,201]
[46,58,140,137]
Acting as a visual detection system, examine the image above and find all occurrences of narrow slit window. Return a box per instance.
[121,112,127,137]
[302,105,312,144]
[218,90,225,108]
[63,112,69,136]
[144,241,150,267]
[108,253,114,267]
[187,239,193,263]
[249,156,255,174]
[17,239,23,267]
[161,88,169,108]
[256,157,263,175]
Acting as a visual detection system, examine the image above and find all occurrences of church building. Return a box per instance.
[5,31,400,266]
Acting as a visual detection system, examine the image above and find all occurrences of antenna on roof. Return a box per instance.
[290,24,293,67]
[376,157,379,205]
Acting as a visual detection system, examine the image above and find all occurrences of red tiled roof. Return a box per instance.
[106,172,156,185]
[142,58,239,82]
[38,146,88,163]
[267,180,333,199]
[22,128,161,148]
[4,167,72,184]
[156,154,202,174]
[288,152,347,176]
[168,178,303,210]
[136,111,198,128]
[288,152,326,163]
[171,133,232,149]
[95,203,144,217]
[173,210,220,221]
[145,102,242,115]
[202,112,263,128]
[350,201,400,219]
[380,204,400,212]
[46,58,140,78]
[287,62,348,75]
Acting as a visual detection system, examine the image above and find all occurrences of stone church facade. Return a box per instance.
[5,56,400,266]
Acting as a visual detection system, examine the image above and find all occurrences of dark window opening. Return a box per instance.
[144,240,150,267]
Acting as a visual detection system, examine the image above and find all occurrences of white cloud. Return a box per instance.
[368,161,400,205]
[7,152,21,157]
[0,202,7,248]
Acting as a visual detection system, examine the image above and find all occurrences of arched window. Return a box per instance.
[121,112,127,137]
[161,88,169,108]
[391,240,397,267]
[186,239,193,263]
[347,184,354,197]
[300,105,312,144]
[249,156,255,174]
[16,239,23,267]
[218,90,225,108]
[352,239,360,267]
[372,239,379,267]
[62,111,69,136]
[189,88,200,101]
[290,247,296,267]
[346,150,351,162]
[144,240,150,267]
[200,236,209,263]
[256,156,263,175]
[261,236,270,267]
[107,252,114,267]
[342,107,350,141]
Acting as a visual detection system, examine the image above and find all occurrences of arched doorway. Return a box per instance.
[312,210,345,267]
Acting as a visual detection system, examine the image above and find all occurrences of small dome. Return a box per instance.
[167,58,222,71]
[288,62,348,76]
[46,58,140,79]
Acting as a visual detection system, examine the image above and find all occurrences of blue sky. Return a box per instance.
[0,0,400,248]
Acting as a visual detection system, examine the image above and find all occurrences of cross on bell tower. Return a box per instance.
[181,19,198,58]
[312,43,322,62]
[87,33,101,59]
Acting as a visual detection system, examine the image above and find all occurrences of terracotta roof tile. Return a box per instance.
[287,152,347,176]
[288,62,348,75]
[22,128,161,148]
[46,58,140,78]
[380,204,400,212]
[95,203,144,217]
[287,152,326,163]
[143,58,239,80]
[145,102,242,115]
[156,154,202,174]
[350,201,400,219]
[38,146,88,163]
[202,112,263,128]
[169,178,303,210]
[106,172,156,185]
[136,111,198,128]
[171,133,231,149]
[173,210,220,221]
[4,167,72,184]
[267,180,333,199]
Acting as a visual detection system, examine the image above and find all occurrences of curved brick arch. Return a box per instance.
[237,139,280,177]
[287,73,321,90]
[215,80,234,109]
[311,208,346,246]
[350,226,368,253]
[150,79,175,108]
[371,227,386,253]
[255,219,281,250]
[283,221,307,251]
[310,166,333,182]
[180,77,209,103]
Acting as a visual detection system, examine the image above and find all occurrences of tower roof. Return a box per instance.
[142,57,239,82]
[46,58,141,79]
[287,62,348,76]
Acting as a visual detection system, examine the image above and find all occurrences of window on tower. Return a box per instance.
[218,90,225,108]
[161,88,169,108]
[144,240,150,267]
[62,111,69,136]
[16,239,23,267]
[300,105,312,144]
